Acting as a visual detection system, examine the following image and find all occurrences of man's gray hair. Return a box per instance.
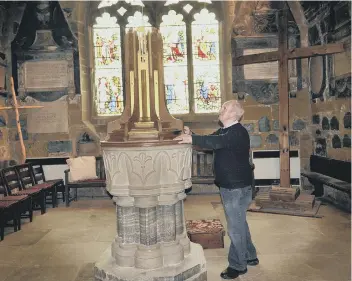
[232,100,245,121]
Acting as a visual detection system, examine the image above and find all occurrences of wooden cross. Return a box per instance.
[0,77,43,164]
[233,10,345,188]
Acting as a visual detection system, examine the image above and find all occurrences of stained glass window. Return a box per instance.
[93,13,124,115]
[92,1,222,117]
[192,9,221,113]
[160,11,189,114]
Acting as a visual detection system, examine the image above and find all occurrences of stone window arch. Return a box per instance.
[90,0,224,119]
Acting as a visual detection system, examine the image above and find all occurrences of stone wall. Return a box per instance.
[0,2,100,162]
[226,1,312,171]
[305,1,351,162]
[0,38,11,161]
[5,98,100,161]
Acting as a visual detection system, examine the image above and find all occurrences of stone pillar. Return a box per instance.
[95,144,206,281]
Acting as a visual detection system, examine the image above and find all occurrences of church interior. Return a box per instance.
[0,1,351,281]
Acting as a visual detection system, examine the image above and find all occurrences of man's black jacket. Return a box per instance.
[192,123,252,189]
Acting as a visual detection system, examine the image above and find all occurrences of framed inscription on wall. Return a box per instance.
[24,60,68,90]
[17,50,75,96]
[27,100,69,134]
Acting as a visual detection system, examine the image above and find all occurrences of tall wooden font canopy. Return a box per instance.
[233,9,345,188]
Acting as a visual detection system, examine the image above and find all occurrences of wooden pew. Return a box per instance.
[16,164,59,208]
[1,167,46,214]
[30,163,65,204]
[301,155,351,197]
[0,173,33,241]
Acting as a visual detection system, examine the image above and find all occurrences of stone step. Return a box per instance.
[269,186,300,202]
[256,192,315,211]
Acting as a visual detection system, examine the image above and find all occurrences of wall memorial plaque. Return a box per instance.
[243,48,278,80]
[27,100,69,133]
[24,60,68,90]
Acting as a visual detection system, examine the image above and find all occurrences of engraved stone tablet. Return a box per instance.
[27,101,69,133]
[24,60,68,90]
[243,48,278,80]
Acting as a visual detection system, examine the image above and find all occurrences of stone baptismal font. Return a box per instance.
[94,27,207,281]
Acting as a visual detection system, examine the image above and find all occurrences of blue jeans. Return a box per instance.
[220,186,257,271]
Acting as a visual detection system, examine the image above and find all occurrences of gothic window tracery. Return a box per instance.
[92,0,222,116]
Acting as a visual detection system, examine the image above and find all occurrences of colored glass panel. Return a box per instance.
[93,27,121,67]
[192,9,221,113]
[160,11,189,114]
[164,66,189,114]
[193,66,221,113]
[192,10,219,62]
[93,13,124,115]
[95,70,124,115]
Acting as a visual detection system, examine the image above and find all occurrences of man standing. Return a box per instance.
[174,100,258,279]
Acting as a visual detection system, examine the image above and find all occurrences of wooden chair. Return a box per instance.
[0,201,19,241]
[0,173,32,240]
[1,167,46,214]
[64,157,106,207]
[16,164,58,208]
[30,163,65,204]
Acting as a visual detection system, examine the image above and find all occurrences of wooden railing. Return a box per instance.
[191,149,215,184]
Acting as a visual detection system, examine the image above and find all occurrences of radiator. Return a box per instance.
[252,150,300,187]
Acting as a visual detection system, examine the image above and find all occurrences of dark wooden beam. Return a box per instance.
[278,9,290,188]
[287,43,345,59]
[233,51,279,66]
[233,43,345,66]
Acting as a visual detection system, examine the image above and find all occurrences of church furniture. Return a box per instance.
[15,164,59,208]
[64,157,106,207]
[30,163,65,205]
[191,149,256,196]
[1,166,46,214]
[0,200,20,241]
[0,173,33,240]
[192,150,215,185]
[186,219,225,249]
[301,155,351,197]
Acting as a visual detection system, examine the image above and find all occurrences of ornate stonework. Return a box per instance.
[103,144,192,196]
[95,143,206,281]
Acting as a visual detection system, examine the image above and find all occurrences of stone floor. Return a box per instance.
[0,195,350,281]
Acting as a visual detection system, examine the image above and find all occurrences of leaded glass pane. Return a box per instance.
[93,27,121,67]
[125,0,144,6]
[193,66,221,113]
[98,1,118,9]
[192,9,221,113]
[93,13,124,115]
[160,10,189,114]
[126,11,151,31]
[95,70,124,115]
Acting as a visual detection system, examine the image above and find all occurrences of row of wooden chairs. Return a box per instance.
[0,163,65,241]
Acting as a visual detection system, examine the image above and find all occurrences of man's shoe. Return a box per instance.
[247,258,259,266]
[220,267,247,279]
